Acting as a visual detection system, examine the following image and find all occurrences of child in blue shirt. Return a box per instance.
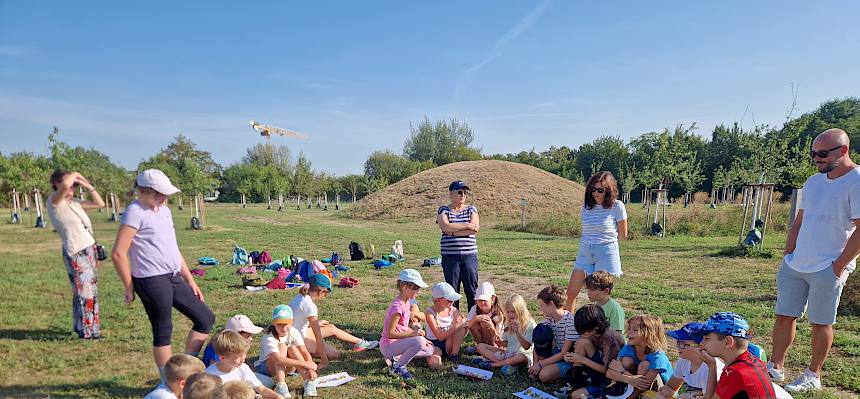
[607,314,673,397]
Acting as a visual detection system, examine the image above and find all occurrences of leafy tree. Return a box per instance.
[574,136,629,181]
[675,152,705,207]
[293,152,314,200]
[243,143,292,174]
[403,117,481,165]
[364,150,432,184]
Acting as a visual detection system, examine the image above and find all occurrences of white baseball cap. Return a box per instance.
[475,281,496,302]
[224,314,264,335]
[431,282,462,302]
[136,169,181,196]
[398,268,428,288]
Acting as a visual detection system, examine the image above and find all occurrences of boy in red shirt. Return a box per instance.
[693,312,776,399]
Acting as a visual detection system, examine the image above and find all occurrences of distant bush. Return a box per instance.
[692,191,710,204]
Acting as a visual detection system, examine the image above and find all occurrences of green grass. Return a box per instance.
[0,204,857,398]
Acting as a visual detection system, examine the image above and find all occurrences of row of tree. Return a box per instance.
[2,98,857,211]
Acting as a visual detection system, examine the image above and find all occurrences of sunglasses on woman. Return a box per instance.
[589,187,605,193]
[811,145,844,159]
[455,190,469,196]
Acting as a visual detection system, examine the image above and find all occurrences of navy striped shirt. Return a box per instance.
[438,205,478,255]
[580,200,627,244]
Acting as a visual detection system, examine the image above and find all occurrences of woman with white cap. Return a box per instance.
[436,180,480,312]
[112,169,215,379]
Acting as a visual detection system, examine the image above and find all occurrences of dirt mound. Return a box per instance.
[349,160,585,220]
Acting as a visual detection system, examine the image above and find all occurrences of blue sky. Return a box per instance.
[2,1,859,175]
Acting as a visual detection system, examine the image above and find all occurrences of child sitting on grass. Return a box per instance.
[606,314,673,398]
[585,271,626,334]
[528,285,580,383]
[424,282,467,362]
[144,354,205,399]
[656,322,723,399]
[473,294,536,376]
[203,315,265,367]
[560,303,626,398]
[693,312,776,399]
[182,373,223,399]
[215,381,256,399]
[380,269,442,386]
[254,304,319,397]
[289,273,378,370]
[205,330,285,399]
[465,281,505,347]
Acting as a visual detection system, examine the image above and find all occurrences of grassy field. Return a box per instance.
[1,203,858,398]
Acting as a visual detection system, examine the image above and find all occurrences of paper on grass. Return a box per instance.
[452,365,493,380]
[313,372,354,388]
[512,386,555,399]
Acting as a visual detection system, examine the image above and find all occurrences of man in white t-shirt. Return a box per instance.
[769,128,860,393]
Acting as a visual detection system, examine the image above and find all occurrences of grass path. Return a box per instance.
[0,204,857,398]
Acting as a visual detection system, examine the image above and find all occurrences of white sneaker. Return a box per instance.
[274,382,292,398]
[304,380,318,397]
[784,369,821,393]
[766,362,785,382]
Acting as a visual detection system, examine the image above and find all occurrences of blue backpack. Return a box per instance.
[231,245,249,265]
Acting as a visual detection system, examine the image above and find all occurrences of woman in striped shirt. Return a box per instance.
[436,180,480,312]
[565,171,628,311]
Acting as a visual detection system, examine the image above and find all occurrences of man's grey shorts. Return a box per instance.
[775,260,853,325]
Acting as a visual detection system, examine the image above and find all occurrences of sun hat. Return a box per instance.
[532,323,555,358]
[475,281,496,302]
[224,314,264,335]
[272,304,293,323]
[309,273,333,291]
[431,282,462,302]
[136,169,181,196]
[398,268,428,288]
[667,322,704,344]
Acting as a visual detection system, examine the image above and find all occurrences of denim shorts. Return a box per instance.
[255,360,270,376]
[574,241,622,276]
[775,260,853,325]
[550,347,572,376]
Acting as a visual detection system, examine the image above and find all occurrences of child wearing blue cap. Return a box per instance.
[693,312,776,399]
[289,273,378,370]
[657,322,724,399]
[254,305,319,397]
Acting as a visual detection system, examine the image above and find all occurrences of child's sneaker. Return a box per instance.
[785,369,821,393]
[552,382,573,398]
[274,382,292,398]
[388,364,416,387]
[304,380,318,397]
[766,361,785,382]
[471,357,493,370]
[500,365,517,376]
[352,339,379,351]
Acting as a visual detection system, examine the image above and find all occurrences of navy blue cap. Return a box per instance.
[691,312,751,340]
[667,322,705,344]
[449,181,470,191]
[532,323,555,358]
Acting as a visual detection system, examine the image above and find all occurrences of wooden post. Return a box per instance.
[278,193,284,211]
[739,187,750,245]
[34,189,45,228]
[199,194,206,229]
[520,198,528,228]
[761,186,774,248]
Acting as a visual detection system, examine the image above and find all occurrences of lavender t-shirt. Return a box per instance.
[120,200,183,278]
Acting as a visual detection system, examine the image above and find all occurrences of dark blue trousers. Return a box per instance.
[441,253,478,312]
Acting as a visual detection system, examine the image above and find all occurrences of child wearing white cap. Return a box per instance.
[380,269,442,385]
[465,281,505,347]
[202,315,265,367]
[424,282,467,362]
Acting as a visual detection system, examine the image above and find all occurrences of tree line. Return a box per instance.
[2,98,858,210]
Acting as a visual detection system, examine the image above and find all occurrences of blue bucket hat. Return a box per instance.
[309,273,332,291]
[667,322,705,344]
[691,312,751,340]
[532,323,555,358]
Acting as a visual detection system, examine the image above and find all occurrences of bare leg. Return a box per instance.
[491,353,527,367]
[153,345,172,368]
[304,335,340,360]
[810,323,833,375]
[448,325,467,355]
[320,323,361,345]
[539,363,562,383]
[770,315,797,369]
[184,330,209,355]
[566,269,586,311]
[427,347,443,369]
[267,357,287,383]
[476,343,502,361]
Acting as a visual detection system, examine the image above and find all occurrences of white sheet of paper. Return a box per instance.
[313,372,354,388]
[512,386,556,399]
[452,365,493,380]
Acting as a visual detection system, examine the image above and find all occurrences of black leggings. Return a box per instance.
[133,273,215,347]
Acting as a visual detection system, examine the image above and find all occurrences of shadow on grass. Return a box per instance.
[710,245,775,258]
[0,328,73,342]
[0,380,149,398]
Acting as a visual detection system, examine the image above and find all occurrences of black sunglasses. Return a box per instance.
[811,145,845,159]
[589,187,605,193]
[454,190,469,196]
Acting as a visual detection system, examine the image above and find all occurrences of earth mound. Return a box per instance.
[348,160,585,220]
